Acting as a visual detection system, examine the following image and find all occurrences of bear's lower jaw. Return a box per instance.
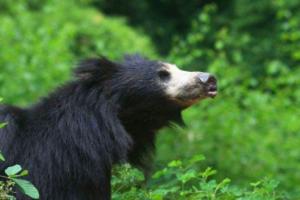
[170,97,204,108]
[171,93,217,108]
[180,99,200,107]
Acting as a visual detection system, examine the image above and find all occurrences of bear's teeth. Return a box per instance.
[208,91,217,98]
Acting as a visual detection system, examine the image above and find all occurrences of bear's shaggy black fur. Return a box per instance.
[0,55,216,200]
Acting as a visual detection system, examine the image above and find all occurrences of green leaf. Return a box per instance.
[168,160,182,168]
[0,151,5,161]
[200,180,217,193]
[216,178,231,191]
[152,168,168,179]
[201,167,217,179]
[250,181,261,187]
[12,178,40,199]
[263,179,280,191]
[18,170,29,177]
[5,164,22,176]
[177,169,197,183]
[0,122,7,129]
[189,155,205,164]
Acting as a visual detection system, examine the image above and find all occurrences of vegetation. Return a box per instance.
[1,0,300,199]
[0,0,156,105]
[112,156,284,200]
[0,162,40,200]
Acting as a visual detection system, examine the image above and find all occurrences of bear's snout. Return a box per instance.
[197,73,218,98]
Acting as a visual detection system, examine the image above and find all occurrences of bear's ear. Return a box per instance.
[74,57,118,81]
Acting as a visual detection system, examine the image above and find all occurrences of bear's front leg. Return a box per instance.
[60,169,112,200]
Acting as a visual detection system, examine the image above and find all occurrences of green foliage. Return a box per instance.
[112,157,285,200]
[12,178,39,199]
[0,0,156,105]
[93,0,208,54]
[4,165,23,177]
[0,159,39,199]
[0,153,5,162]
[159,1,300,198]
[0,180,15,200]
[0,123,7,129]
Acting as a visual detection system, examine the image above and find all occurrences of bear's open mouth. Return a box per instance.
[205,82,218,98]
[206,89,218,98]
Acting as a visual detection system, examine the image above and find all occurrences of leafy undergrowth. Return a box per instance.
[112,155,287,200]
[0,163,40,200]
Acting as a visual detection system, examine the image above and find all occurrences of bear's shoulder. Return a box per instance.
[0,104,26,126]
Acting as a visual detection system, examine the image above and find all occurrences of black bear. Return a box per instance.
[0,55,217,200]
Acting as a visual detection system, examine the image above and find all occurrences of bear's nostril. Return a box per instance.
[208,85,217,92]
[206,75,217,85]
[205,75,217,94]
[198,73,217,84]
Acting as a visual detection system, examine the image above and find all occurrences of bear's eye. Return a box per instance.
[158,70,170,80]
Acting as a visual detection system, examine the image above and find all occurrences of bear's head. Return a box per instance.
[74,55,217,127]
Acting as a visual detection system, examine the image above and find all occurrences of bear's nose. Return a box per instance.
[197,73,217,85]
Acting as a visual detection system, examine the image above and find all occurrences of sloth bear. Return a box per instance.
[0,55,217,200]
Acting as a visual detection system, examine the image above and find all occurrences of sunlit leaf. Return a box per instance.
[0,151,5,161]
[18,170,29,177]
[5,165,22,176]
[168,160,182,168]
[12,178,40,199]
[0,123,7,129]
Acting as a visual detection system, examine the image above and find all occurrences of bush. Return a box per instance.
[158,1,300,198]
[0,0,156,105]
[112,156,286,200]
[93,0,211,54]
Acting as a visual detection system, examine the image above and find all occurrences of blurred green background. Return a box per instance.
[1,0,300,198]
